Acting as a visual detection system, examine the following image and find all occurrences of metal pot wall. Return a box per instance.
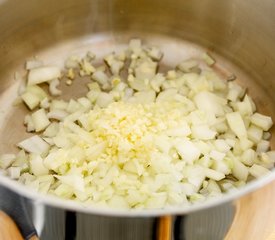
[0,0,274,239]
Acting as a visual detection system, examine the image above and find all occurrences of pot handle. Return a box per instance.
[156,215,173,240]
[0,210,39,240]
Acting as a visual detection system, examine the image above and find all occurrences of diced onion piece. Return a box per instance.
[80,59,96,75]
[78,97,92,110]
[40,98,50,109]
[96,92,113,108]
[150,73,165,92]
[109,195,129,209]
[24,114,35,132]
[210,150,225,162]
[205,180,221,194]
[26,59,43,70]
[202,53,215,66]
[177,59,198,72]
[50,100,68,111]
[212,158,231,175]
[131,90,156,104]
[55,174,85,192]
[235,95,255,116]
[227,82,245,102]
[239,138,253,151]
[249,164,270,178]
[27,85,48,99]
[65,56,79,69]
[37,175,54,194]
[174,139,201,164]
[154,135,172,154]
[146,46,163,61]
[226,112,247,139]
[17,135,49,154]
[129,39,142,55]
[256,140,270,153]
[0,154,16,169]
[21,85,48,110]
[247,124,263,143]
[21,91,41,110]
[186,165,205,188]
[166,121,191,137]
[241,149,256,166]
[263,132,271,140]
[7,167,21,179]
[266,151,275,162]
[31,109,50,132]
[128,77,150,91]
[214,139,231,153]
[49,79,62,96]
[28,66,61,85]
[250,113,273,131]
[194,91,226,116]
[54,184,74,198]
[232,157,249,181]
[191,125,216,140]
[30,154,49,176]
[92,71,110,89]
[47,110,68,121]
[156,88,178,102]
[134,59,157,80]
[204,168,225,181]
[66,99,82,113]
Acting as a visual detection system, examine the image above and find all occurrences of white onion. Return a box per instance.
[17,135,49,154]
[251,113,273,131]
[49,79,62,96]
[28,66,61,85]
[31,108,50,132]
[30,154,49,176]
[7,167,21,179]
[26,59,43,70]
[0,154,16,169]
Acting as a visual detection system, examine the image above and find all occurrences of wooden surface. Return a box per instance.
[0,211,24,240]
[0,211,39,240]
[225,181,275,240]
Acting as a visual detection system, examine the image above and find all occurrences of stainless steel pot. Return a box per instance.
[0,0,274,239]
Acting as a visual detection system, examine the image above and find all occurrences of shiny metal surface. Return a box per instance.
[0,0,274,219]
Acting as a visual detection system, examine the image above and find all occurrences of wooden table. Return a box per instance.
[225,181,275,240]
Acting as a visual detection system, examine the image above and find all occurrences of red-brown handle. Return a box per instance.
[157,215,173,240]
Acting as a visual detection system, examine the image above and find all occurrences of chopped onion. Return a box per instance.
[17,135,49,154]
[47,110,68,121]
[226,112,247,139]
[0,154,16,169]
[7,167,21,179]
[251,113,273,131]
[26,59,43,70]
[30,154,49,176]
[202,53,215,66]
[28,66,61,85]
[49,79,62,96]
[249,164,270,178]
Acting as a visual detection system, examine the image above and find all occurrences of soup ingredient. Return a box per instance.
[0,39,274,210]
